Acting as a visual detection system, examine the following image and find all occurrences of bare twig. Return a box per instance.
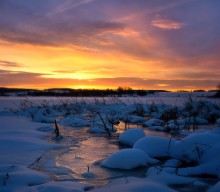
[3,173,9,186]
[97,112,111,137]
[2,165,15,186]
[54,119,60,137]
[27,154,44,168]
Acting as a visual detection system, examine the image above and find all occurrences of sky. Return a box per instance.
[0,0,220,91]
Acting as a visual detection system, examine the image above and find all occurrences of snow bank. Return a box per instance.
[33,181,84,192]
[102,149,158,169]
[91,177,176,192]
[119,128,145,146]
[0,116,60,165]
[146,167,208,190]
[0,165,49,191]
[208,181,220,192]
[147,167,194,185]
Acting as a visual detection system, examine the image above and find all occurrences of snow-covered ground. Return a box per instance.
[0,92,220,192]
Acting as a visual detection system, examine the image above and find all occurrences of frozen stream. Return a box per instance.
[36,123,170,188]
[35,121,218,190]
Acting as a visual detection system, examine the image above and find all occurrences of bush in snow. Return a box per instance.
[132,103,145,116]
[160,107,178,123]
[166,119,185,132]
[102,149,158,169]
[119,128,145,146]
[89,112,114,137]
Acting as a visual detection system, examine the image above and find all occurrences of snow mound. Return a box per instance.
[143,118,164,127]
[119,128,145,146]
[133,136,176,158]
[148,126,167,131]
[102,149,158,169]
[170,131,220,163]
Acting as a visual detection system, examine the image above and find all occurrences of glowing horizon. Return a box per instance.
[0,0,220,91]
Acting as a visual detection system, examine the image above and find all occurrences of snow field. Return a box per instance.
[0,93,220,191]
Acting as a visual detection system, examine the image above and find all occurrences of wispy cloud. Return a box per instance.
[151,18,184,30]
[47,0,94,16]
[0,60,24,67]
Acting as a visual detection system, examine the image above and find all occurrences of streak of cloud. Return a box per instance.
[151,18,184,30]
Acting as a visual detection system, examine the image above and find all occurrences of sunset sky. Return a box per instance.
[0,0,220,91]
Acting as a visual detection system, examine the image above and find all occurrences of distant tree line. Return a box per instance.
[0,87,168,97]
